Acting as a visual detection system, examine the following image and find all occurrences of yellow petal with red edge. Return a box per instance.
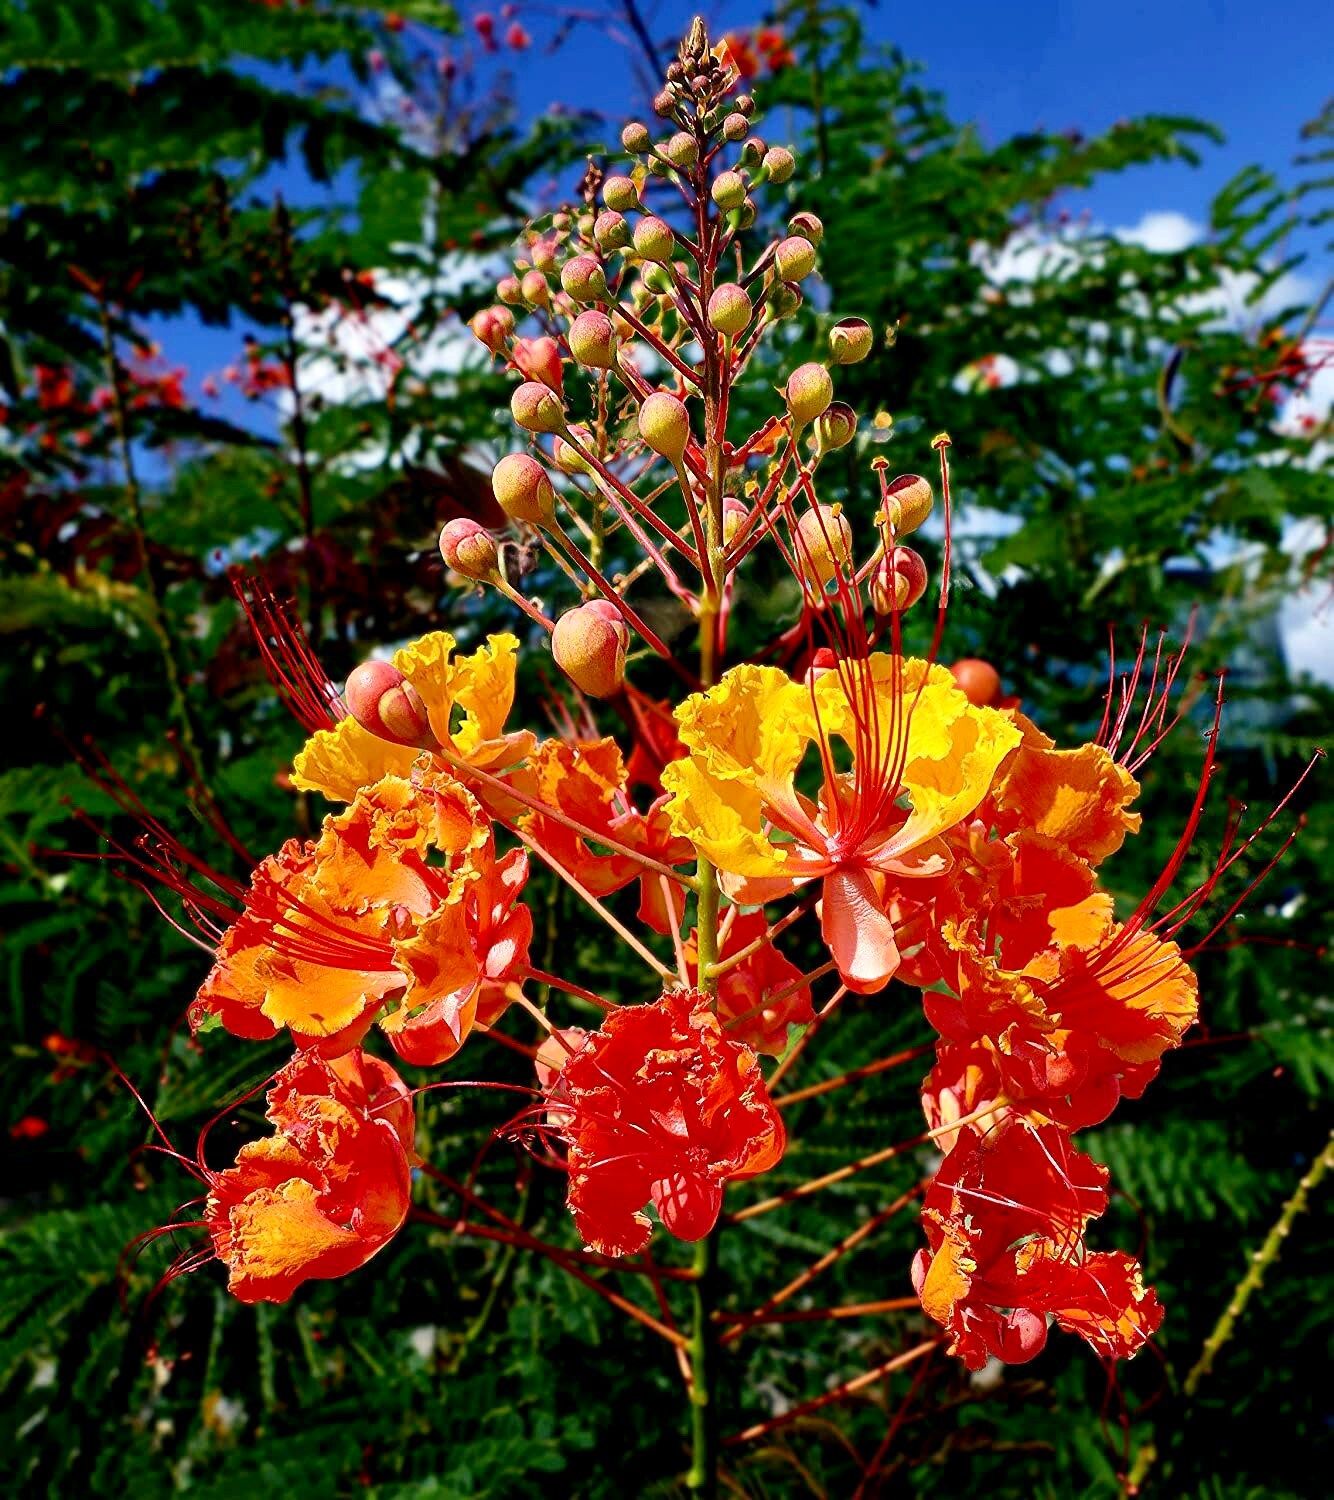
[997,740,1141,863]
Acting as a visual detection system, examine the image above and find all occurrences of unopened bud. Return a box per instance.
[735,94,755,117]
[638,391,691,461]
[788,211,823,246]
[622,121,652,153]
[553,425,595,475]
[439,518,500,581]
[950,658,1003,707]
[510,382,566,437]
[569,309,618,369]
[552,600,629,698]
[763,146,795,183]
[870,547,928,614]
[735,200,757,232]
[723,112,748,142]
[707,283,752,337]
[520,268,550,307]
[722,496,748,545]
[775,235,817,282]
[815,402,857,452]
[664,131,698,168]
[883,474,933,536]
[493,451,557,524]
[530,237,557,273]
[794,505,853,588]
[496,274,523,305]
[633,216,674,263]
[602,175,641,213]
[829,318,873,365]
[711,171,747,211]
[652,87,676,118]
[785,362,833,429]
[346,660,432,747]
[560,255,607,303]
[769,282,803,319]
[469,305,514,354]
[739,137,766,169]
[513,336,563,392]
[642,262,673,295]
[594,210,631,251]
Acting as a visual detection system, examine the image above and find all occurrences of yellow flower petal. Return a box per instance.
[291,718,418,804]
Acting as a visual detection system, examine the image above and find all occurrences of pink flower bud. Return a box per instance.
[711,171,747,211]
[774,236,816,282]
[763,146,795,183]
[496,274,523,305]
[785,362,833,429]
[794,504,852,588]
[633,216,674,263]
[722,113,748,142]
[569,310,618,369]
[493,451,557,523]
[510,382,566,436]
[439,518,501,580]
[664,131,698,168]
[520,270,551,308]
[468,305,514,354]
[560,255,607,303]
[346,660,432,746]
[788,210,823,246]
[638,391,690,461]
[594,210,631,251]
[870,547,928,614]
[530,237,558,273]
[621,122,652,154]
[829,317,873,365]
[513,335,564,391]
[883,473,934,536]
[551,600,629,698]
[707,283,751,337]
[602,175,641,213]
[815,401,857,452]
[722,497,748,545]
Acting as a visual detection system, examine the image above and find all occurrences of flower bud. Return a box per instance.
[739,137,766,169]
[560,255,607,303]
[652,87,676,118]
[496,274,523,305]
[493,451,557,524]
[734,200,757,232]
[785,362,833,429]
[633,216,674,263]
[638,391,690,461]
[594,210,631,251]
[763,146,795,183]
[664,131,698,168]
[569,309,618,369]
[552,211,571,232]
[553,424,595,476]
[468,305,514,354]
[735,93,755,116]
[439,518,500,581]
[621,121,652,153]
[950,658,1003,708]
[722,496,748,545]
[815,401,857,452]
[788,210,823,246]
[829,317,874,365]
[602,175,641,213]
[346,660,432,747]
[509,382,566,437]
[870,547,928,614]
[711,171,747,211]
[520,268,550,308]
[774,235,817,282]
[794,505,853,588]
[722,112,748,142]
[707,283,752,337]
[513,335,563,392]
[552,600,629,698]
[530,237,557,274]
[642,262,673,295]
[769,282,803,319]
[883,473,933,536]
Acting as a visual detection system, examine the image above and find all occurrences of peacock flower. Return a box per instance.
[190,769,529,1063]
[292,631,535,803]
[662,656,1021,993]
[205,1049,414,1304]
[911,1119,1163,1368]
[683,911,814,1057]
[545,988,786,1256]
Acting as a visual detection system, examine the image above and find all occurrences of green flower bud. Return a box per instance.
[633,216,674,264]
[638,391,690,461]
[774,235,817,282]
[794,504,853,588]
[622,121,652,154]
[763,146,795,184]
[707,283,752,337]
[560,255,607,304]
[492,450,557,523]
[594,210,631,251]
[785,363,833,429]
[829,318,874,365]
[664,131,698,168]
[568,309,618,369]
[722,112,748,143]
[509,383,566,438]
[788,211,824,246]
[711,171,747,211]
[883,473,934,536]
[602,175,641,213]
[815,402,858,452]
